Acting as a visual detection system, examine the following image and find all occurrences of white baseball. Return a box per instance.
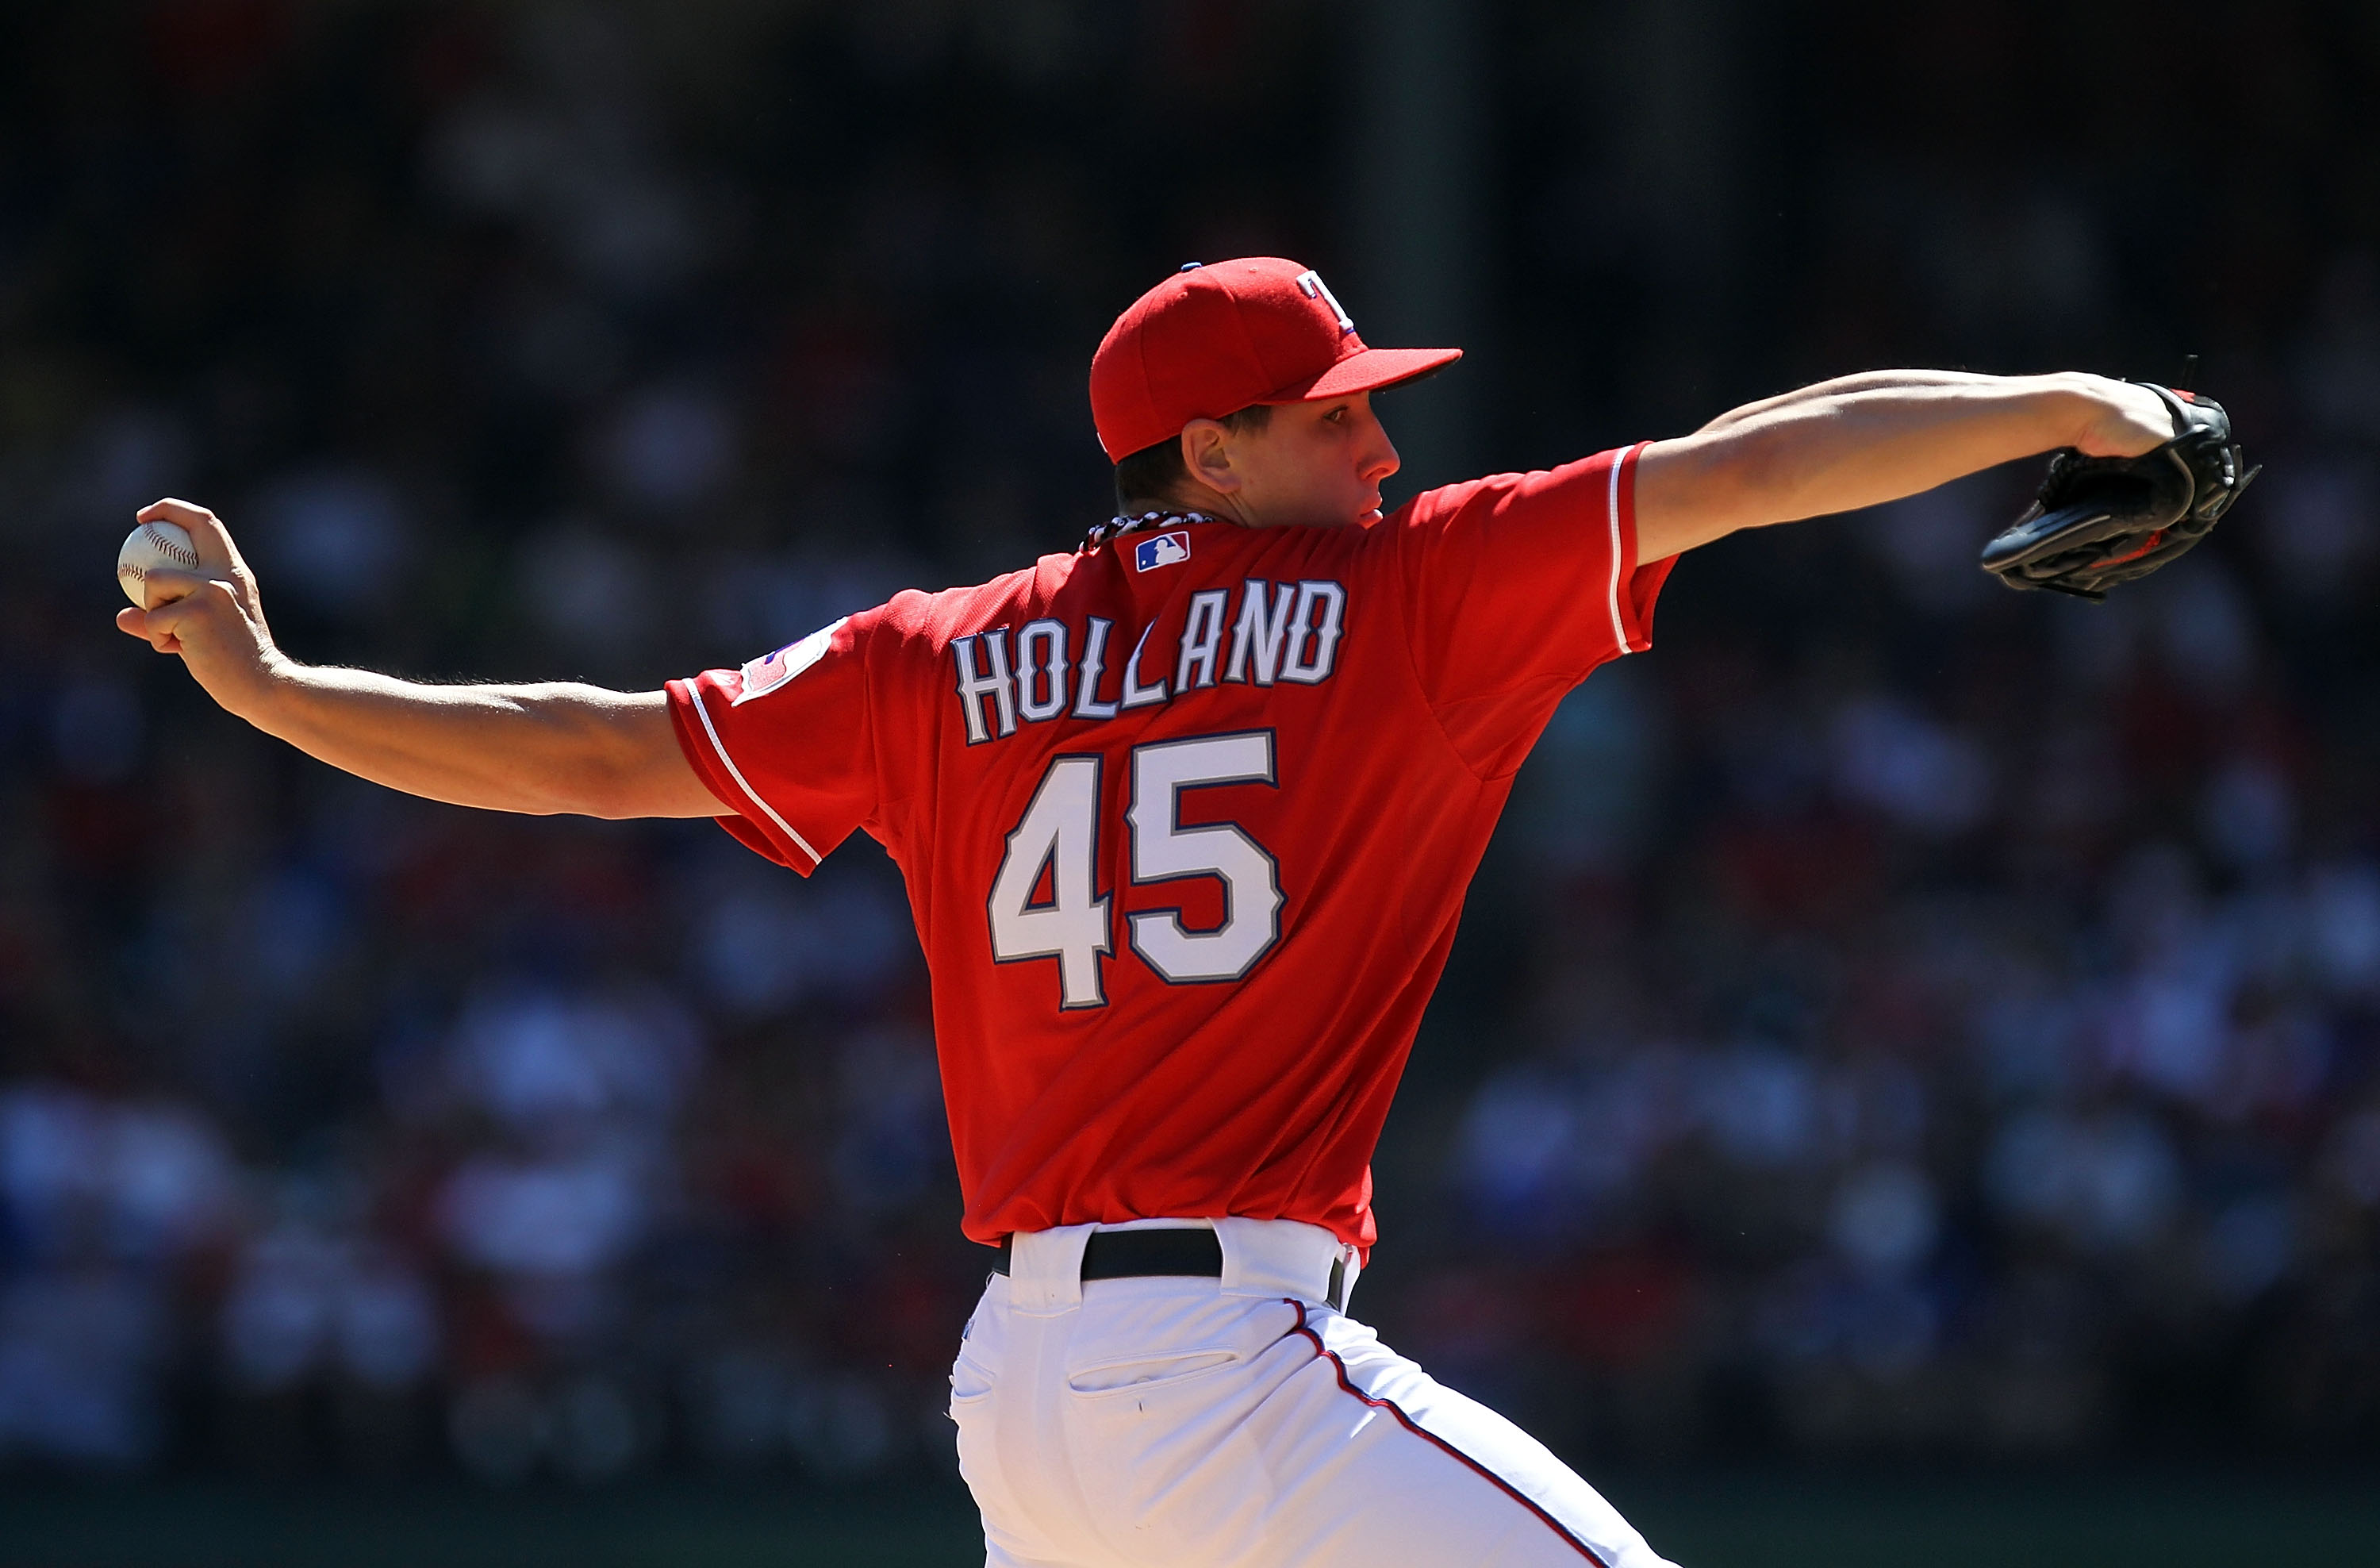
[118,520,201,609]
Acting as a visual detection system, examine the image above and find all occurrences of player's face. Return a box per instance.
[1225,391,1402,529]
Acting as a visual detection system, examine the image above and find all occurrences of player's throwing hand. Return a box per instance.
[113,498,283,720]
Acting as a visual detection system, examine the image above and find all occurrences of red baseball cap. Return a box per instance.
[1089,256,1463,461]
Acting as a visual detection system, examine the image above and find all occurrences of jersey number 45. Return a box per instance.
[987,732,1283,1010]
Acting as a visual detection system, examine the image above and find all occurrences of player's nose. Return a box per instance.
[1358,409,1400,483]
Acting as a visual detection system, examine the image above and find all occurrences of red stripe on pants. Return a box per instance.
[1288,1302,1613,1566]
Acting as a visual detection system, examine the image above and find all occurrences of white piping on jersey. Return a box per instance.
[1604,448,1632,655]
[688,686,823,867]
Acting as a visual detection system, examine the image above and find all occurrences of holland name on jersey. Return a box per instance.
[949,575,1348,744]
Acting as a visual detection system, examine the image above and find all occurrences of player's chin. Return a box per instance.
[1287,494,1378,529]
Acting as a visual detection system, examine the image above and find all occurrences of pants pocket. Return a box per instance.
[950,1347,996,1411]
[1064,1346,1242,1397]
[947,1346,1002,1516]
[1059,1335,1277,1547]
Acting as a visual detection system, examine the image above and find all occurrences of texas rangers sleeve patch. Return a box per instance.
[1134,531,1191,571]
[734,616,846,705]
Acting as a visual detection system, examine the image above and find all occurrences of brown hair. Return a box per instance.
[1111,405,1273,513]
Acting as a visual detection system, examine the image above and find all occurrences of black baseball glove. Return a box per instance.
[1979,382,2259,601]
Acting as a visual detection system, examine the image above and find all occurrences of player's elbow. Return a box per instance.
[510,758,681,820]
[1706,421,1825,526]
[493,689,696,820]
[565,699,718,821]
[545,768,648,820]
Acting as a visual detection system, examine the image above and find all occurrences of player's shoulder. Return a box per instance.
[1388,467,1561,528]
[867,550,1090,645]
[1382,449,1640,540]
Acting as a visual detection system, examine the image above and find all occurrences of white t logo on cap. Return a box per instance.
[1296,269,1354,334]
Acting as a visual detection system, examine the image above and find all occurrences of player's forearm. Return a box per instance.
[1722,375,2096,521]
[114,499,720,819]
[1691,369,2010,434]
[1637,371,2161,560]
[241,662,704,818]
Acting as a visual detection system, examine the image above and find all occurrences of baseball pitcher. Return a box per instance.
[120,256,2251,1566]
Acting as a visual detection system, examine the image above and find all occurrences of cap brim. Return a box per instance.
[1265,345,1463,404]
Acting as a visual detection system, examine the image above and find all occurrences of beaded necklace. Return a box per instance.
[1081,509,1220,551]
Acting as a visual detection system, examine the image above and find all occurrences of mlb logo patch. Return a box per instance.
[734,616,845,705]
[1134,531,1191,571]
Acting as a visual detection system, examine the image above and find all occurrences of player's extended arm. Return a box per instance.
[114,499,724,820]
[1633,371,2177,563]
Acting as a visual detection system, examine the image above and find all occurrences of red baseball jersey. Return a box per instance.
[666,444,1672,1251]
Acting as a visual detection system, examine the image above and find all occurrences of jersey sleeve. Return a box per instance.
[666,610,879,874]
[1390,441,1675,778]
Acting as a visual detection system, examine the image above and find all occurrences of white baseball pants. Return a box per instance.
[949,1218,1679,1568]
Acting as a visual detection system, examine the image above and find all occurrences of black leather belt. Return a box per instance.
[994,1228,1222,1282]
[991,1228,1347,1309]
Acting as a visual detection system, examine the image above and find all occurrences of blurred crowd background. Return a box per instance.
[1,0,2376,1486]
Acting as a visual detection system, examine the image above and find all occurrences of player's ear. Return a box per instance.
[1180,419,1242,495]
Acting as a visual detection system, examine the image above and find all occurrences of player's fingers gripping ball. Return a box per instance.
[118,520,201,609]
[1979,382,2261,601]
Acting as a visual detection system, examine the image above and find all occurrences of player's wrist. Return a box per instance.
[221,646,307,731]
[2026,372,2110,448]
[2063,375,2174,458]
